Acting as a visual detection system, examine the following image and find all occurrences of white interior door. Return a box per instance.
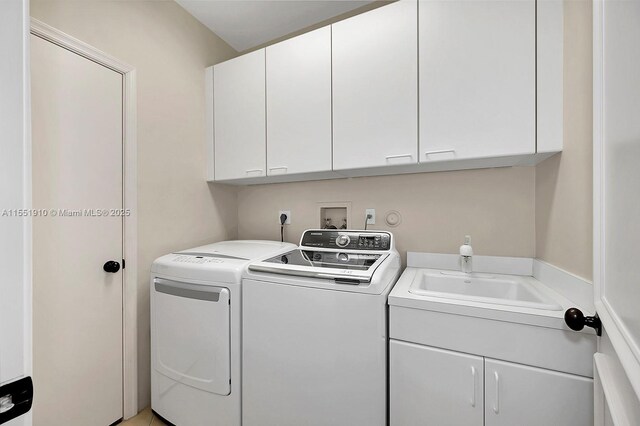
[0,1,32,425]
[30,34,124,426]
[592,0,640,424]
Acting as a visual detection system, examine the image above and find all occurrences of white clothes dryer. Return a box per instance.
[150,240,295,426]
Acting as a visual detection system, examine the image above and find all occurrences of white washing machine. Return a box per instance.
[150,240,295,426]
[242,230,402,426]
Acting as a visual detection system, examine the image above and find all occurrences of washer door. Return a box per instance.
[152,278,230,395]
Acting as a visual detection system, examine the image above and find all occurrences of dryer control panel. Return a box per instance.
[300,230,392,251]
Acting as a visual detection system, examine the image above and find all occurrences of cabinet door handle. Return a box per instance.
[385,154,413,160]
[470,366,477,407]
[245,168,263,175]
[268,166,288,173]
[424,149,456,156]
[493,371,500,414]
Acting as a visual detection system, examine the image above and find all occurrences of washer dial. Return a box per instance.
[335,234,351,247]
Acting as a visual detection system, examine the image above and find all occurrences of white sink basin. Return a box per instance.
[408,270,563,311]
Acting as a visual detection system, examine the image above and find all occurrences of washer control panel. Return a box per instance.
[301,230,392,251]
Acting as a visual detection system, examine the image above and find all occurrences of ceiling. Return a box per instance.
[176,0,374,52]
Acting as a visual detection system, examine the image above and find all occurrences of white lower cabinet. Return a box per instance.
[484,358,593,426]
[390,340,593,426]
[390,341,483,426]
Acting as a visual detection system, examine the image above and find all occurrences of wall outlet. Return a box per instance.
[365,208,376,225]
[278,210,291,225]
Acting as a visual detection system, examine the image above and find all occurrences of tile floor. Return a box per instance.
[121,406,168,426]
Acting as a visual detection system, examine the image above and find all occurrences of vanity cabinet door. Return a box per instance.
[390,340,483,426]
[332,0,418,171]
[485,358,593,426]
[213,49,266,181]
[419,0,535,162]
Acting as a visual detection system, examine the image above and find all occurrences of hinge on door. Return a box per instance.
[122,258,126,269]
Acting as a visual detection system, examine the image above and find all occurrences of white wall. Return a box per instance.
[536,0,593,281]
[238,167,536,261]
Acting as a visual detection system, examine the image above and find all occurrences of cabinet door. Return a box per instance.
[485,358,593,426]
[332,0,418,170]
[266,27,332,176]
[419,0,535,162]
[213,49,266,180]
[536,0,563,153]
[390,340,483,426]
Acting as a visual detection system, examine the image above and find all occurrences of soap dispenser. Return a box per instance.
[460,235,473,273]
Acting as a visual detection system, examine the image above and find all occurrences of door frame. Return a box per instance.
[30,18,139,420]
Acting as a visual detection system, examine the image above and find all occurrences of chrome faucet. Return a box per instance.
[459,235,473,273]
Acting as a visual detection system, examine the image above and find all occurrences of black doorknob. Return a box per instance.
[564,308,602,336]
[103,260,120,273]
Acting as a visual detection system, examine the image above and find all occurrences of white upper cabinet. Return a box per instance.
[207,0,562,184]
[419,0,536,162]
[332,0,418,171]
[536,0,563,153]
[213,49,266,181]
[266,27,332,176]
